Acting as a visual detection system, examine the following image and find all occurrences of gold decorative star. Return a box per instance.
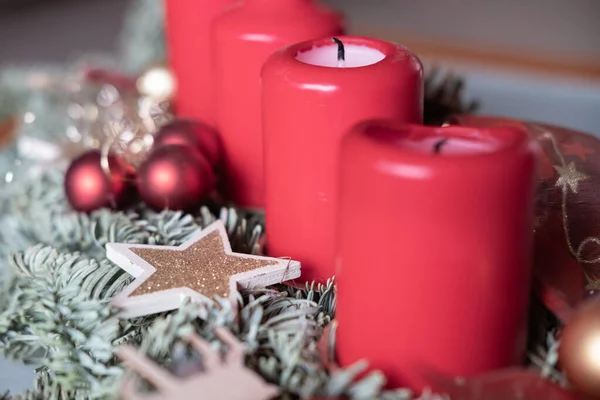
[107,221,301,318]
[554,162,588,194]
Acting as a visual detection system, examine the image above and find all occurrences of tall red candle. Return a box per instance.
[165,0,234,124]
[335,121,537,391]
[262,36,423,283]
[212,0,344,208]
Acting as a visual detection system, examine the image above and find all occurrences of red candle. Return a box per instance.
[165,0,234,124]
[261,36,423,283]
[212,0,344,208]
[335,120,537,391]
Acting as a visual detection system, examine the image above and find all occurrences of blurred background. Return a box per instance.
[0,0,599,134]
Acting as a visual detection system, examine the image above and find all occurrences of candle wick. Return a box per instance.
[332,37,345,67]
[434,138,449,154]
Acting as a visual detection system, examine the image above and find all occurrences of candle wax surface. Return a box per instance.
[262,37,423,283]
[336,121,536,390]
[296,44,385,67]
[366,125,504,156]
[399,136,500,155]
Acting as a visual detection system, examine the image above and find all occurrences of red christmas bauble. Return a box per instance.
[65,150,136,212]
[153,119,221,167]
[137,145,215,211]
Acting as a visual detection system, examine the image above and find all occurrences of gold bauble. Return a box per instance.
[136,64,176,101]
[559,297,600,398]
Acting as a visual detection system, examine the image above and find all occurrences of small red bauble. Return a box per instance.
[153,119,222,167]
[65,150,136,212]
[137,145,215,211]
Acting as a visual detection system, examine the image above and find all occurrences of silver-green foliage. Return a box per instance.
[119,0,166,73]
[0,167,423,399]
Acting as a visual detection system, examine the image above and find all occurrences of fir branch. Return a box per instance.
[54,210,149,260]
[125,292,437,400]
[423,68,478,126]
[0,172,66,254]
[0,172,67,306]
[284,278,337,319]
[0,167,409,399]
[206,207,265,254]
[119,0,166,73]
[0,246,125,398]
[136,209,200,245]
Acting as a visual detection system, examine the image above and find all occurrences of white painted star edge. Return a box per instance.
[112,287,213,319]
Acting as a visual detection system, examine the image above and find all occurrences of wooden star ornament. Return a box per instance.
[107,221,301,318]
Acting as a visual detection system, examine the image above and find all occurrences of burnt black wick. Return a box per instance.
[433,138,449,154]
[332,37,345,62]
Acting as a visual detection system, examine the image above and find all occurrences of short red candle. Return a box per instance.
[212,0,344,208]
[261,36,423,283]
[165,0,234,124]
[335,120,537,391]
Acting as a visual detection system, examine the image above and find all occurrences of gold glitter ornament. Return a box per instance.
[106,221,301,318]
[559,297,600,399]
[554,161,589,194]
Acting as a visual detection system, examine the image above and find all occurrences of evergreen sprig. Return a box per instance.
[0,167,432,399]
[1,246,123,397]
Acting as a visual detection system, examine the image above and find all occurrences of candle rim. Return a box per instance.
[285,36,419,71]
[350,120,533,161]
[244,0,314,6]
[296,41,385,68]
[261,36,423,87]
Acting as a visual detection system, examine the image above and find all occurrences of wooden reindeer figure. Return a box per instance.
[117,326,280,400]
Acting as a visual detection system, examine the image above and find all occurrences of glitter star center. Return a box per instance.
[130,231,277,298]
[554,162,588,194]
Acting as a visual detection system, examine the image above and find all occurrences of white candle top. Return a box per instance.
[364,125,505,157]
[399,136,500,156]
[296,43,385,68]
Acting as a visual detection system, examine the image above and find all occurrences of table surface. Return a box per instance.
[0,357,36,393]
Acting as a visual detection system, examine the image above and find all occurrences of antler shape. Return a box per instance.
[118,326,280,400]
